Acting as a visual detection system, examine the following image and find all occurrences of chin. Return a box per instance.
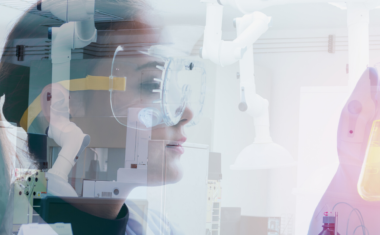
[165,159,184,184]
[147,158,184,186]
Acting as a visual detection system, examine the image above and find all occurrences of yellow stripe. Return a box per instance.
[20,75,126,132]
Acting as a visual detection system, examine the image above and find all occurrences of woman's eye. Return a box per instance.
[140,81,160,93]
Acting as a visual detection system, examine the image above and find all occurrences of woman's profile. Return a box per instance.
[0,0,205,234]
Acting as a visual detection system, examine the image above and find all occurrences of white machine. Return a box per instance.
[37,0,96,197]
[82,108,151,199]
[200,0,295,169]
[38,0,380,193]
[200,0,380,169]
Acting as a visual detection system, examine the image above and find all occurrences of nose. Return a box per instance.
[177,106,193,126]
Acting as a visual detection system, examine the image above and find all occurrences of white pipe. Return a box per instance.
[347,3,369,90]
[201,3,224,64]
[45,0,96,196]
[74,16,97,49]
[233,12,270,47]
[51,23,74,84]
[236,17,272,143]
[215,0,372,91]
[201,3,270,67]
[219,12,271,66]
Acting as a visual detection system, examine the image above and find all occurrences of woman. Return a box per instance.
[0,0,203,234]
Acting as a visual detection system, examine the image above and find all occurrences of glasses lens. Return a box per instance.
[110,48,206,129]
[110,51,165,129]
[164,59,206,127]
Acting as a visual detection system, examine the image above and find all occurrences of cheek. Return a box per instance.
[151,126,173,141]
[147,141,165,185]
[165,154,184,183]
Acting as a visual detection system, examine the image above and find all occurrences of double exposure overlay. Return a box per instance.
[1,0,380,235]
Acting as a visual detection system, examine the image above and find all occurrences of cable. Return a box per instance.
[332,202,366,235]
[353,225,370,235]
[347,209,365,235]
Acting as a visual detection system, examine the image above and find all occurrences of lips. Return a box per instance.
[166,137,187,154]
[166,144,185,154]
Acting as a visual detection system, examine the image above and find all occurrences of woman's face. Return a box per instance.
[114,55,194,185]
[66,47,194,186]
[39,8,196,186]
[147,106,193,185]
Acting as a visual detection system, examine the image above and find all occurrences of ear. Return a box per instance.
[40,83,70,123]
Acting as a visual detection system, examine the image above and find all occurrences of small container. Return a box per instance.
[318,216,340,235]
[358,120,380,201]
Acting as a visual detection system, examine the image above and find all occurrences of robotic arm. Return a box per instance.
[200,1,271,67]
[39,0,97,83]
[37,0,97,196]
[201,0,295,169]
[201,0,272,141]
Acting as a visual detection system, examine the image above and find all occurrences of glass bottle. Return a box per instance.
[358,120,380,201]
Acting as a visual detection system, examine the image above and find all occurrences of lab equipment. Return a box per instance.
[38,0,97,82]
[199,0,380,172]
[318,214,340,235]
[13,133,48,232]
[6,0,208,202]
[201,0,295,169]
[35,0,97,197]
[228,10,295,169]
[358,120,380,201]
[109,46,207,129]
[78,106,151,199]
[44,83,90,197]
[201,4,271,67]
[2,0,210,233]
[327,202,369,235]
[206,152,222,235]
[213,0,379,89]
[13,169,48,231]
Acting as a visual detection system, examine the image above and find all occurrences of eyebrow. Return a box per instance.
[136,61,164,71]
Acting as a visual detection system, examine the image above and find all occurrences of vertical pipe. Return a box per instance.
[236,18,256,107]
[202,3,223,64]
[236,18,271,143]
[347,3,369,90]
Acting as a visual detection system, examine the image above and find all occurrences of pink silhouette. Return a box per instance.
[309,68,380,235]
